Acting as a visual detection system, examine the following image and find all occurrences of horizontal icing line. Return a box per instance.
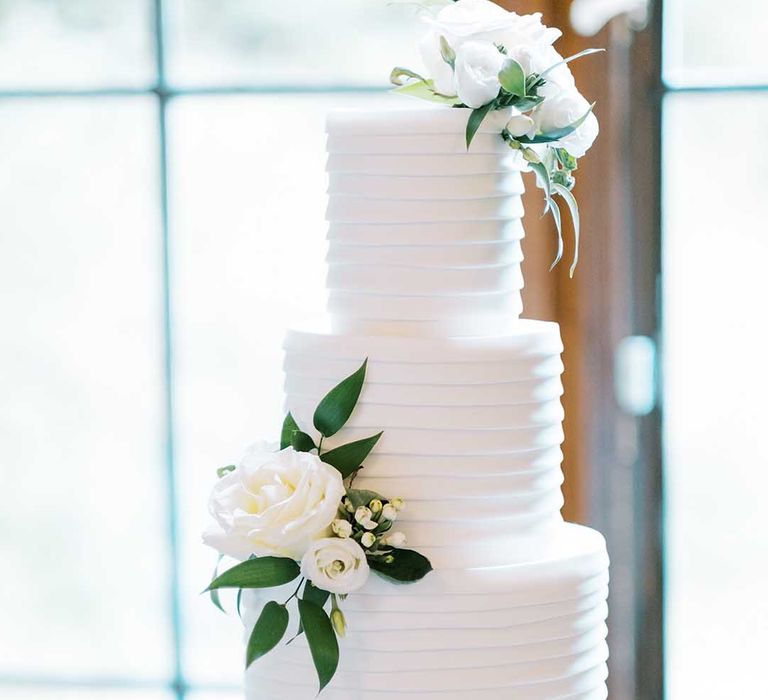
[326,260,522,270]
[299,421,565,433]
[327,193,520,202]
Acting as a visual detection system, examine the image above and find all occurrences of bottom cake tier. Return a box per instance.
[242,523,609,700]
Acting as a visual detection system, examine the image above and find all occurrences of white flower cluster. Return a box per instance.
[204,444,407,595]
[418,0,598,157]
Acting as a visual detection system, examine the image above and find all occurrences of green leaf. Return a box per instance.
[465,101,496,149]
[345,488,385,511]
[216,464,236,479]
[246,601,289,668]
[236,588,244,619]
[369,548,433,583]
[555,148,578,171]
[517,104,595,144]
[553,183,581,277]
[320,432,383,478]
[537,48,605,83]
[291,430,316,453]
[548,197,564,271]
[209,556,226,613]
[291,581,332,643]
[393,79,463,106]
[298,599,339,693]
[207,557,300,591]
[498,57,526,97]
[280,412,300,450]
[313,359,367,438]
[509,94,543,112]
[389,66,427,86]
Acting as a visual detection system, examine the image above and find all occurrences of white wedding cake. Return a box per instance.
[240,106,609,699]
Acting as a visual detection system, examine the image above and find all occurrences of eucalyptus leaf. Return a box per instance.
[548,197,564,271]
[298,598,339,693]
[498,57,526,97]
[390,66,427,86]
[517,104,595,144]
[465,101,496,149]
[207,557,300,591]
[346,489,385,510]
[553,183,581,277]
[280,412,300,450]
[291,430,317,453]
[369,548,433,583]
[320,432,383,478]
[393,79,463,106]
[246,601,289,668]
[313,359,367,438]
[555,148,578,171]
[529,161,552,216]
[537,48,605,83]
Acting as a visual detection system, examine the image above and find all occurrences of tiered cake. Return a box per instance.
[241,107,609,699]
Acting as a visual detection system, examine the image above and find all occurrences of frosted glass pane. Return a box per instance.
[0,0,154,88]
[664,0,768,85]
[166,0,421,86]
[0,99,172,680]
[0,689,172,700]
[663,93,768,699]
[169,93,393,684]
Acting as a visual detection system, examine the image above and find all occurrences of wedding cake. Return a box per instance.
[203,3,608,699]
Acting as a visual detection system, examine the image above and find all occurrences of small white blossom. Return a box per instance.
[382,531,407,548]
[369,499,383,514]
[381,504,398,521]
[354,506,373,525]
[361,532,376,548]
[332,519,353,538]
[390,498,405,512]
[362,518,378,531]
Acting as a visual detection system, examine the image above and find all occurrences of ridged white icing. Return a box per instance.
[243,108,608,699]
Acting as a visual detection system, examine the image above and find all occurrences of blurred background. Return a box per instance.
[0,1,766,699]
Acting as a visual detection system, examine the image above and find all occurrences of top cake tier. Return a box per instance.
[325,107,528,338]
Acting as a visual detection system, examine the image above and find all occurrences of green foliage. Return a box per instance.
[207,557,300,591]
[498,57,526,97]
[291,430,317,453]
[369,548,433,583]
[439,35,455,68]
[393,78,463,105]
[280,412,300,450]
[216,464,236,478]
[553,183,581,277]
[313,359,368,438]
[298,598,340,692]
[320,433,383,478]
[465,101,496,148]
[517,103,595,144]
[548,196,564,271]
[246,601,289,668]
[346,489,385,510]
[209,556,226,613]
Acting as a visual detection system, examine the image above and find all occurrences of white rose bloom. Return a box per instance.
[533,88,599,158]
[203,444,345,561]
[301,537,370,595]
[454,40,506,108]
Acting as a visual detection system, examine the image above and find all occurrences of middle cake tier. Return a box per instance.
[282,319,567,567]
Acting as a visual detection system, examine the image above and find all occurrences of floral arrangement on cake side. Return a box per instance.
[202,360,432,692]
[391,0,603,275]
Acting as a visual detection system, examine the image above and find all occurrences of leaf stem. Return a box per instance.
[317,436,324,455]
[283,577,305,606]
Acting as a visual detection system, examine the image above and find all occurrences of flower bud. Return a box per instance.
[369,499,383,514]
[343,498,354,513]
[361,532,376,548]
[331,519,353,538]
[390,497,405,512]
[381,504,398,521]
[354,506,372,525]
[384,555,395,564]
[362,518,378,531]
[330,607,347,637]
[382,531,407,548]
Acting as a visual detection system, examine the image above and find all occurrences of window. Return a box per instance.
[662,1,768,698]
[0,1,419,697]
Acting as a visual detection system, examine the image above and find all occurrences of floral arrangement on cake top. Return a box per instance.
[203,360,432,693]
[391,0,604,275]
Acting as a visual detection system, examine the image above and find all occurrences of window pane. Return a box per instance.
[0,98,173,680]
[0,0,154,88]
[165,0,421,87]
[663,93,768,698]
[664,0,768,86]
[169,93,392,685]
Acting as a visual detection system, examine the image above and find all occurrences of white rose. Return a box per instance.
[508,44,575,98]
[533,88,599,158]
[203,444,345,561]
[454,41,506,108]
[301,537,370,595]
